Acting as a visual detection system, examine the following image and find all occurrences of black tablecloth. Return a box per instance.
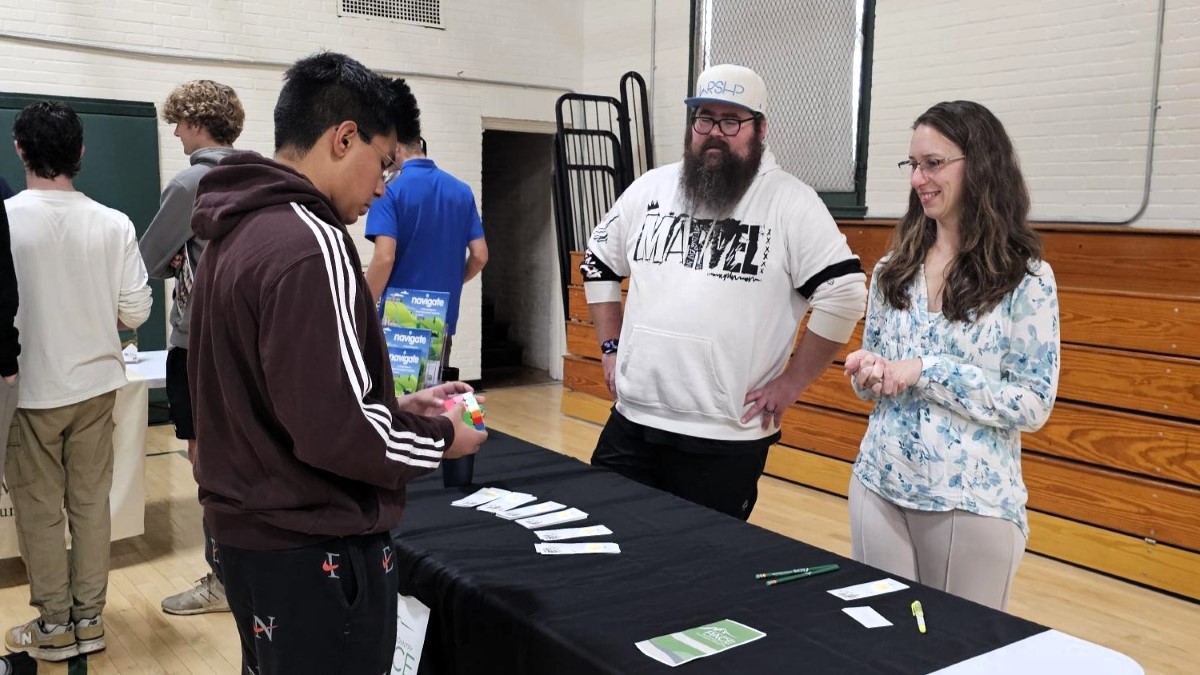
[392,431,1045,675]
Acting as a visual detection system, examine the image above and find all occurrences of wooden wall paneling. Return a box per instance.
[1023,454,1200,552]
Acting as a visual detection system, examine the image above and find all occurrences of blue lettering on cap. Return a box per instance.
[698,80,746,97]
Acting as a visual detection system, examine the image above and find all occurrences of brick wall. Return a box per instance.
[588,0,1199,230]
[864,0,1199,228]
[582,0,692,171]
[0,0,583,380]
[3,0,1196,386]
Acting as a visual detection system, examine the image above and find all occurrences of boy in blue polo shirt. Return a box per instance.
[364,137,488,367]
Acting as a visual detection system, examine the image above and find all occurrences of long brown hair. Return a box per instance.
[876,101,1042,321]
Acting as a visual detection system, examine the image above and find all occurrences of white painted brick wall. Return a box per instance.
[6,0,1195,388]
[865,0,1200,229]
[0,0,583,381]
[587,0,1199,230]
[582,0,692,173]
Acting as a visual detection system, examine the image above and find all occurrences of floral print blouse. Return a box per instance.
[851,259,1061,537]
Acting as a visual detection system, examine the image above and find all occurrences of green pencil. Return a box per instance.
[765,564,840,586]
[755,563,839,580]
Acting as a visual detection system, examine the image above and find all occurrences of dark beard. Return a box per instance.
[679,132,765,217]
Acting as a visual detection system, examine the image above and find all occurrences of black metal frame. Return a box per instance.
[551,73,654,316]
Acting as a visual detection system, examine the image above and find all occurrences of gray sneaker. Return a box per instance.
[75,615,105,655]
[161,573,230,615]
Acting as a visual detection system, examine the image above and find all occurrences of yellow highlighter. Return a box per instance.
[911,601,927,634]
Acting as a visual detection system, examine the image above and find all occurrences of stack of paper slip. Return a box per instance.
[827,578,909,601]
[534,542,620,555]
[449,488,620,554]
[495,502,567,520]
[534,525,613,541]
[477,492,538,513]
[516,508,588,529]
[450,487,510,508]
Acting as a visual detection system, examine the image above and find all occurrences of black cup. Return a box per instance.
[442,455,475,488]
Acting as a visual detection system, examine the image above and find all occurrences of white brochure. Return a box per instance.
[451,487,509,508]
[477,492,537,513]
[827,578,910,601]
[392,594,430,673]
[516,507,588,529]
[534,525,614,541]
[535,542,621,555]
[495,501,567,520]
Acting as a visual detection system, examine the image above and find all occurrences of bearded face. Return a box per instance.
[679,106,766,217]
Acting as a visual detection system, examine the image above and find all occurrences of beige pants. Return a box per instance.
[849,476,1026,611]
[6,391,116,624]
[0,375,17,486]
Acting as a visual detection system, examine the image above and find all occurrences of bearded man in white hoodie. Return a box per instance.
[581,64,867,520]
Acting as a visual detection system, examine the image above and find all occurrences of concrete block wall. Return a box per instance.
[589,0,1198,230]
[0,0,583,381]
[3,0,1196,389]
[582,0,692,172]
[865,0,1199,228]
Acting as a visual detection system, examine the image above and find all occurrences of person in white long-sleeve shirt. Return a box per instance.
[4,100,152,663]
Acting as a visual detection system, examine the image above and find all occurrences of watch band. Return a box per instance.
[600,338,620,354]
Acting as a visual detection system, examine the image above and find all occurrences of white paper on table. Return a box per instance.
[827,578,909,601]
[534,525,614,541]
[476,492,537,513]
[495,501,567,520]
[392,594,430,674]
[516,507,588,529]
[927,629,1144,675]
[535,542,620,555]
[842,606,893,628]
[451,487,510,508]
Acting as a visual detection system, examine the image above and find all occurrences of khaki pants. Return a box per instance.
[5,391,116,624]
[849,476,1026,611]
[0,375,17,486]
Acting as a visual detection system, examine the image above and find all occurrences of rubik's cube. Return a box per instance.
[444,392,486,430]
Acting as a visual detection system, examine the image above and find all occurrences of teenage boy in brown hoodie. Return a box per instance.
[188,52,486,674]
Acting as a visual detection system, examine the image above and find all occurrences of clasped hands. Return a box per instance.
[844,351,922,397]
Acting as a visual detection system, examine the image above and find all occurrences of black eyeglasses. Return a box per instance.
[691,115,758,136]
[897,156,965,176]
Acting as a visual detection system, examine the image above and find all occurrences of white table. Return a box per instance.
[0,350,167,559]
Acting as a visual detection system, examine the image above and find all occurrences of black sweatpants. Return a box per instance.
[591,408,777,520]
[212,531,399,675]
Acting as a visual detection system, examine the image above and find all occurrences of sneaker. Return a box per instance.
[74,615,105,655]
[161,573,230,615]
[5,617,78,662]
[0,650,38,675]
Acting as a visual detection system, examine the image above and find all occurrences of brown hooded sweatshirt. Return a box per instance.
[188,152,453,550]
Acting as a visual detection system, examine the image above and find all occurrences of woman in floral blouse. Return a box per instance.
[844,101,1060,611]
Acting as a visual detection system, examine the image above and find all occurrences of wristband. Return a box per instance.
[600,338,619,354]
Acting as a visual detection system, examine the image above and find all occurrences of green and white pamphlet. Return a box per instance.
[636,619,766,667]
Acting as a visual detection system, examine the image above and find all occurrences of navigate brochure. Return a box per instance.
[383,326,432,395]
[636,619,766,667]
[381,288,449,389]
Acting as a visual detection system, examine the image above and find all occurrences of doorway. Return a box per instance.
[479,129,563,389]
